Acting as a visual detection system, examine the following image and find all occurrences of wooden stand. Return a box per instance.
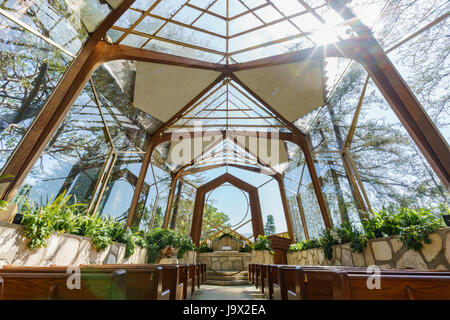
[267,235,291,265]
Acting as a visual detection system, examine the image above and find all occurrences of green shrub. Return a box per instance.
[21,192,84,250]
[20,192,146,256]
[240,243,253,252]
[146,228,194,263]
[289,239,320,252]
[196,244,214,253]
[253,235,271,250]
[350,228,368,253]
[335,221,353,243]
[318,229,338,260]
[397,207,444,251]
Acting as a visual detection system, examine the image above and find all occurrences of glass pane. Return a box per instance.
[98,153,143,220]
[14,83,111,209]
[0,15,72,169]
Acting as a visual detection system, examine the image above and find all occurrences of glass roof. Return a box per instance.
[106,0,354,63]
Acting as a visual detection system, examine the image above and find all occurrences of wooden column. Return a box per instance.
[163,177,178,229]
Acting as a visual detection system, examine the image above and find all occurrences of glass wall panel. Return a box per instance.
[97,153,143,220]
[387,20,449,143]
[14,82,110,209]
[0,15,72,169]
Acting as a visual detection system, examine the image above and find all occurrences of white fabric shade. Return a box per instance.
[133,62,221,122]
[234,60,325,122]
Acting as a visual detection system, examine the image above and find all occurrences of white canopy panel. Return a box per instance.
[234,60,325,122]
[133,61,221,122]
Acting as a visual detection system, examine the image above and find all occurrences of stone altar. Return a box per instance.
[197,251,252,271]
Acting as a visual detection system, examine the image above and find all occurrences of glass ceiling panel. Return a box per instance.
[106,0,357,63]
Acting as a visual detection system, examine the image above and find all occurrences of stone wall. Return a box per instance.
[287,228,450,270]
[178,250,197,264]
[198,252,252,271]
[0,222,147,267]
[251,250,273,265]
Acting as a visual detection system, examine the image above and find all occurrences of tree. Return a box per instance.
[264,214,276,235]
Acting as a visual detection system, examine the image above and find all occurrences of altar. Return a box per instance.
[197,235,252,271]
[197,251,252,271]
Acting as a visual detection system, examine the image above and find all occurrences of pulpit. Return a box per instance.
[267,235,291,264]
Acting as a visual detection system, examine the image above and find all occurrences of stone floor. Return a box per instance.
[190,284,266,300]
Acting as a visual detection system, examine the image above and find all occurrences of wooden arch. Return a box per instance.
[191,173,264,247]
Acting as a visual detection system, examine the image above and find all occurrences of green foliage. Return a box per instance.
[21,192,84,250]
[397,207,444,251]
[239,243,253,252]
[362,206,445,251]
[218,232,236,240]
[196,244,214,253]
[335,221,353,243]
[318,229,338,260]
[289,239,320,252]
[20,191,146,255]
[253,235,271,251]
[350,228,368,254]
[264,214,276,235]
[146,228,194,263]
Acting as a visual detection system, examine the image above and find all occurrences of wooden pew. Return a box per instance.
[188,264,196,296]
[178,264,191,299]
[270,265,281,300]
[2,264,177,300]
[248,264,253,284]
[278,265,301,300]
[195,263,201,289]
[202,263,207,284]
[259,264,268,294]
[0,270,126,300]
[254,264,261,289]
[278,265,450,300]
[344,273,450,300]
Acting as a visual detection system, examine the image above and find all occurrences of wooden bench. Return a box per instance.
[344,273,450,300]
[0,269,126,300]
[2,264,178,300]
[248,264,254,284]
[274,265,450,300]
[254,264,261,289]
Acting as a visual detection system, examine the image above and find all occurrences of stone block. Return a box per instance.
[72,239,93,265]
[421,233,442,262]
[0,225,21,262]
[396,250,427,269]
[341,245,353,266]
[53,236,80,265]
[89,245,111,264]
[445,233,450,263]
[352,251,365,267]
[363,246,375,266]
[371,241,392,261]
[390,238,403,253]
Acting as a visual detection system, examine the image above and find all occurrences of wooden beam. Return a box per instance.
[191,173,264,246]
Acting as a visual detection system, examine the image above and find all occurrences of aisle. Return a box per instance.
[190,284,266,300]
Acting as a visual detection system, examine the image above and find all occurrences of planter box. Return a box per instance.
[0,222,147,267]
[287,227,450,270]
